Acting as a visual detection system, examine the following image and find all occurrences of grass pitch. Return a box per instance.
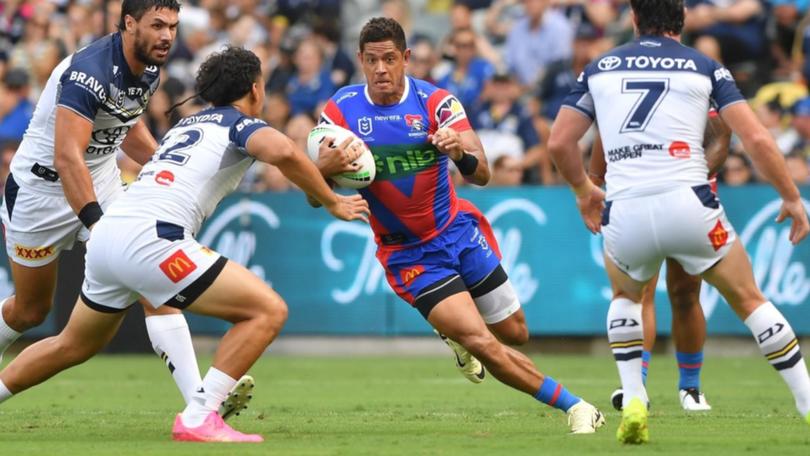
[0,352,808,455]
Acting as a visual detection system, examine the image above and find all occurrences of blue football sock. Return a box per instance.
[535,376,581,412]
[676,351,703,390]
[641,350,652,385]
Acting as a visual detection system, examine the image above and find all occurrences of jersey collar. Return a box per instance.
[364,76,410,106]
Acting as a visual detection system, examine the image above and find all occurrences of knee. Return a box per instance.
[12,301,51,330]
[668,285,700,314]
[254,294,288,338]
[456,332,501,359]
[500,325,529,346]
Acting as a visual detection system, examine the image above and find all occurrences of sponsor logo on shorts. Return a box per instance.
[400,265,424,284]
[708,219,728,251]
[155,170,174,186]
[14,244,55,260]
[668,141,691,159]
[159,249,197,283]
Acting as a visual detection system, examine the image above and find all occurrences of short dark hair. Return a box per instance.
[629,0,684,36]
[118,0,181,31]
[359,17,407,53]
[195,46,262,106]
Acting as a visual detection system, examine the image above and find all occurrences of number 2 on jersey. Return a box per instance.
[620,78,669,133]
[157,128,203,165]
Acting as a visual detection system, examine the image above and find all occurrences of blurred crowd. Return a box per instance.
[1,0,810,191]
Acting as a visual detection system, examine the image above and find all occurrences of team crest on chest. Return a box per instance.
[358,116,373,136]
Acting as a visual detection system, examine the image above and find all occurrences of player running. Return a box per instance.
[593,113,731,412]
[314,17,604,434]
[549,0,810,444]
[0,46,369,442]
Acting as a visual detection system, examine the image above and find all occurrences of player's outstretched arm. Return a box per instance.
[548,107,605,234]
[53,106,102,227]
[719,102,809,243]
[120,119,159,166]
[247,127,369,223]
[704,114,731,175]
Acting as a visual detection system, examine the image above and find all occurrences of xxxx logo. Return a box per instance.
[14,244,55,260]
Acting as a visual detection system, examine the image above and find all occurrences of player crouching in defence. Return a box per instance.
[312,17,605,434]
[0,47,369,443]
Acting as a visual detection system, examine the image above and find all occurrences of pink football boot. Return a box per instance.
[172,412,263,443]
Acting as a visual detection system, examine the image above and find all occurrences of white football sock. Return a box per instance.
[607,297,648,407]
[745,302,810,416]
[0,298,22,361]
[145,314,201,404]
[181,367,237,428]
[0,379,12,404]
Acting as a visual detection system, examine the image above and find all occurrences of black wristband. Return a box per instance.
[78,202,103,229]
[453,152,478,176]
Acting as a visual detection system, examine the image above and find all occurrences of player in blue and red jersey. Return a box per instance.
[314,17,605,434]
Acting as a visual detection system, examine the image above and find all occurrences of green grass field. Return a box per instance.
[0,353,808,455]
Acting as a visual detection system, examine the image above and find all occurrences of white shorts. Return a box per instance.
[602,184,736,282]
[81,216,226,312]
[0,173,123,267]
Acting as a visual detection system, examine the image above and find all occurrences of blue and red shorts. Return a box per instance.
[376,202,501,318]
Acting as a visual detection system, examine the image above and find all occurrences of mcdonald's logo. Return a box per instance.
[159,250,197,283]
[400,265,424,284]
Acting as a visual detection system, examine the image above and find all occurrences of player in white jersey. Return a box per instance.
[592,112,731,412]
[0,46,370,442]
[0,0,252,419]
[549,0,810,444]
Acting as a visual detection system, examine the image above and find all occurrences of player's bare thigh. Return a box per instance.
[604,251,649,303]
[665,258,702,311]
[700,239,766,319]
[487,308,528,346]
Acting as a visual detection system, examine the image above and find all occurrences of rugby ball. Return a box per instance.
[306,123,376,189]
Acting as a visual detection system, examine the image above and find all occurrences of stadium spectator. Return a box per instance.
[720,152,755,186]
[490,155,524,186]
[470,72,548,183]
[436,28,495,111]
[786,150,810,184]
[0,139,17,189]
[684,0,767,94]
[789,96,810,157]
[407,36,438,85]
[286,39,334,117]
[264,91,292,131]
[504,0,574,88]
[312,20,356,88]
[0,68,33,143]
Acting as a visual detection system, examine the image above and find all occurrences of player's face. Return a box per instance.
[359,41,410,101]
[251,75,266,118]
[131,7,179,66]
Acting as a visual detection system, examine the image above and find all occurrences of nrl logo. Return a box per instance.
[358,116,373,136]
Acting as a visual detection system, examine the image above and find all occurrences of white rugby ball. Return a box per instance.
[306,123,376,189]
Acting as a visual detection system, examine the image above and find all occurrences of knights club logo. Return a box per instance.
[405,114,424,132]
[358,116,373,136]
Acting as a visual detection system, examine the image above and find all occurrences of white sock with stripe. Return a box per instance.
[181,367,237,428]
[145,314,201,404]
[745,302,810,416]
[607,297,648,408]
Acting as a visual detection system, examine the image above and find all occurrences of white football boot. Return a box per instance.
[567,401,606,434]
[679,388,711,411]
[219,375,255,420]
[435,330,485,383]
